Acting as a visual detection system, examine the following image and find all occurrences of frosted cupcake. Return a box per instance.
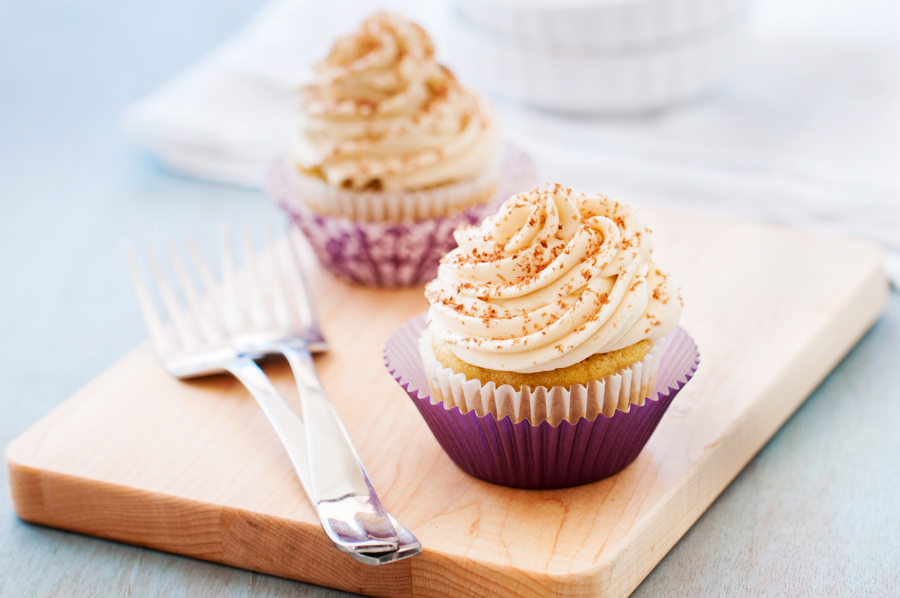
[269,13,532,287]
[384,184,699,488]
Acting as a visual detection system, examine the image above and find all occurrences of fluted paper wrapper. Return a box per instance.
[269,145,537,287]
[419,329,664,424]
[384,315,700,489]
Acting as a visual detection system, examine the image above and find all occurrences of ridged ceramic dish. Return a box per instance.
[446,7,746,113]
[455,0,749,52]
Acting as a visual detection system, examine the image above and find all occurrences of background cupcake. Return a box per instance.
[386,184,699,489]
[270,12,534,287]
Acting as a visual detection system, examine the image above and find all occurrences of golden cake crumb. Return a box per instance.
[432,338,652,391]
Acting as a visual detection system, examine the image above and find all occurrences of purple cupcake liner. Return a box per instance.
[268,145,538,287]
[384,316,700,489]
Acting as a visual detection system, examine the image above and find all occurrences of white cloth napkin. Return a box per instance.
[122,0,900,284]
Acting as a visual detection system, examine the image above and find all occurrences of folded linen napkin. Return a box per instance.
[122,0,900,284]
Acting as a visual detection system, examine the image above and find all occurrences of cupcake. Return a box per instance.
[269,13,534,287]
[384,184,699,488]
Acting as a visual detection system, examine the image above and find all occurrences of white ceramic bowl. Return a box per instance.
[455,0,749,52]
[446,8,746,114]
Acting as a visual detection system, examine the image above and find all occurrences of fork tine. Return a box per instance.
[186,238,223,317]
[146,246,201,350]
[286,225,319,329]
[220,225,245,335]
[242,226,274,329]
[126,249,176,354]
[166,243,225,344]
[263,224,294,328]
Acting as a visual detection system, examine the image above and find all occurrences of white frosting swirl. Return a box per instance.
[425,184,683,373]
[294,13,501,191]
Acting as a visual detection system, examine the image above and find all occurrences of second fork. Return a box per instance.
[187,225,422,564]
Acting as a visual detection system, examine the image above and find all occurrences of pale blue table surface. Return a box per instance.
[1,0,898,596]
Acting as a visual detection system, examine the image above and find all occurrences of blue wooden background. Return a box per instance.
[1,0,898,595]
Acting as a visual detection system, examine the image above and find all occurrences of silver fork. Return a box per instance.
[188,225,421,564]
[127,242,418,565]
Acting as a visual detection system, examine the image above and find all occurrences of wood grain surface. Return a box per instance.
[5,207,888,598]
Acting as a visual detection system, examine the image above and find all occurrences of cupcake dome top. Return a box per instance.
[425,184,683,373]
[294,13,500,192]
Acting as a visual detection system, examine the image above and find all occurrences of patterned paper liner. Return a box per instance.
[268,145,538,287]
[384,315,700,489]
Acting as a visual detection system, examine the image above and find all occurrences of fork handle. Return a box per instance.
[223,355,400,556]
[273,342,403,550]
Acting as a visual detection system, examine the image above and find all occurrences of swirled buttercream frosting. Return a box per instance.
[425,184,683,373]
[294,13,501,191]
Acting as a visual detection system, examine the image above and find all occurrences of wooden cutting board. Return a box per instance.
[6,207,888,598]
